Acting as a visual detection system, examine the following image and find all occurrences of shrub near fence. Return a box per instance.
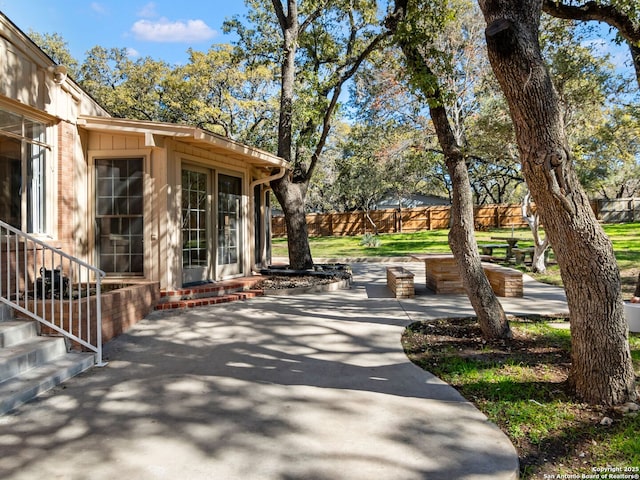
[271,204,529,238]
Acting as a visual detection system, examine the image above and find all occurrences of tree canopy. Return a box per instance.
[29,1,637,210]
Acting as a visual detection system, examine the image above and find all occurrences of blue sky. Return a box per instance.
[0,1,248,65]
[0,1,634,78]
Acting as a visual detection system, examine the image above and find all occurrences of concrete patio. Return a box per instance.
[0,261,569,480]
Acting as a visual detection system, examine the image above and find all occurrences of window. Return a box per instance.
[217,174,242,266]
[0,109,50,233]
[95,158,144,276]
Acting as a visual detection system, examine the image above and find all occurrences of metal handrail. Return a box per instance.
[0,220,106,365]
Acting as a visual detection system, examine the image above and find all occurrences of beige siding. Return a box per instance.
[0,36,43,108]
[0,36,106,122]
[88,133,146,151]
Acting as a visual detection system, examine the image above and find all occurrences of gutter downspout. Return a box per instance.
[249,166,287,191]
[250,167,287,270]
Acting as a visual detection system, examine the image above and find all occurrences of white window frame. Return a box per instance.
[0,107,53,235]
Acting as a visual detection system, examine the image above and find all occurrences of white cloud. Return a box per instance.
[126,47,140,58]
[90,2,108,15]
[137,2,158,19]
[131,18,217,43]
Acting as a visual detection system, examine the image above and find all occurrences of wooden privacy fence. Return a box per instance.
[272,198,640,237]
[592,198,640,223]
[272,204,529,238]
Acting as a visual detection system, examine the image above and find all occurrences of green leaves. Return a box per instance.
[28,31,79,79]
[79,46,170,120]
[163,45,279,143]
[226,0,391,172]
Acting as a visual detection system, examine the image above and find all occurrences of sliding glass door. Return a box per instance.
[182,168,212,285]
[217,174,242,277]
[180,168,243,284]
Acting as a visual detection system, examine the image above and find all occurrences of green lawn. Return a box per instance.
[272,227,511,258]
[273,222,640,264]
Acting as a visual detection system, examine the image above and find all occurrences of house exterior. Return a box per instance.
[0,12,287,291]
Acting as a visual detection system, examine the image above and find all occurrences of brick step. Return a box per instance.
[155,289,264,311]
[158,277,263,303]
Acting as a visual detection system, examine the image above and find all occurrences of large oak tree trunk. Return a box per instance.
[269,1,388,269]
[271,1,314,270]
[388,0,510,339]
[479,0,637,404]
[446,150,512,339]
[431,106,511,339]
[272,175,313,270]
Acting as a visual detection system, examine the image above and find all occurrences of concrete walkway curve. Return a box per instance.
[0,261,568,480]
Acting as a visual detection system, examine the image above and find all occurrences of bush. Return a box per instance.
[360,233,381,248]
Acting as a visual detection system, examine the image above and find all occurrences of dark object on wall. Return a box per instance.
[35,267,70,299]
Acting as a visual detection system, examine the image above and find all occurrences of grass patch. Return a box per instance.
[402,317,640,479]
[273,223,640,260]
[271,228,453,258]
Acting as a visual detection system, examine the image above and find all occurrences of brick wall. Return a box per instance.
[20,281,160,349]
[483,265,523,297]
[56,121,77,253]
[100,282,161,343]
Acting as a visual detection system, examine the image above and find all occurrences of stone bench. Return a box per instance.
[412,254,523,297]
[512,247,534,264]
[386,267,415,298]
[482,263,523,297]
[478,243,510,256]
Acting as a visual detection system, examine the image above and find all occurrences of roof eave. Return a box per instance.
[77,116,288,169]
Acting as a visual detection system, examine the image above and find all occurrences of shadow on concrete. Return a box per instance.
[0,261,532,480]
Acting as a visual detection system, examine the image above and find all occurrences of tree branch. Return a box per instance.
[542,0,640,85]
[307,31,391,180]
[271,0,288,30]
[542,0,640,44]
[299,4,326,35]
